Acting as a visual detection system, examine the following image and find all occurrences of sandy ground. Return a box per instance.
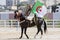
[0,27,60,40]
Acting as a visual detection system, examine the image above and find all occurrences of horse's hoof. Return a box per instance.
[34,35,36,38]
[27,37,29,39]
[40,35,42,39]
[40,36,42,39]
[34,36,36,38]
[19,37,22,39]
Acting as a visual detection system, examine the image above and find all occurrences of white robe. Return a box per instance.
[27,12,34,20]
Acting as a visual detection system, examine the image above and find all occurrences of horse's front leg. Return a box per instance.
[24,27,29,39]
[19,27,23,39]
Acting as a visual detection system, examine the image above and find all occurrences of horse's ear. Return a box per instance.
[14,10,18,14]
[14,10,18,19]
[14,15,16,19]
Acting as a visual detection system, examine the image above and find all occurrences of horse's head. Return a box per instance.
[14,10,25,21]
[14,10,20,18]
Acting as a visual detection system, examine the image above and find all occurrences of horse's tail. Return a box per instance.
[43,20,47,33]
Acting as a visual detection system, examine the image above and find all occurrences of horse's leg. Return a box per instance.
[34,27,43,38]
[40,27,43,38]
[34,20,42,38]
[43,20,47,33]
[24,28,29,39]
[19,27,23,39]
[34,28,40,38]
[36,19,43,38]
[39,20,44,38]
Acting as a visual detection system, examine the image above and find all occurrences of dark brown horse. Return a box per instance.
[14,6,47,39]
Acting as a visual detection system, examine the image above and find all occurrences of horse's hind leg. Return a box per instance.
[24,28,29,39]
[34,28,40,38]
[19,27,23,39]
[40,28,43,38]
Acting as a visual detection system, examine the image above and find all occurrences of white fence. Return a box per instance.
[46,20,60,28]
[0,20,60,28]
[0,20,20,28]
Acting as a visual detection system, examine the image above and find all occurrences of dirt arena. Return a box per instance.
[0,27,60,40]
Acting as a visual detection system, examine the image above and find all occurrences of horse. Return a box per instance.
[14,9,47,39]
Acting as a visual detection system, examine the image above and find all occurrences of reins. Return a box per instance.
[20,20,25,24]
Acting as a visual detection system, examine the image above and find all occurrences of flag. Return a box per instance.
[31,1,47,17]
[31,1,44,14]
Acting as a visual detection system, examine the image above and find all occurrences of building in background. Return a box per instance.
[29,0,35,4]
[13,0,20,6]
[6,0,18,10]
[0,0,6,6]
[0,12,14,20]
[0,0,60,20]
[6,0,20,6]
[6,0,13,6]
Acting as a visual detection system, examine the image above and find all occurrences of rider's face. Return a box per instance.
[29,4,32,8]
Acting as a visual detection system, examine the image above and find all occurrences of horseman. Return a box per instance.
[14,3,47,39]
[25,4,32,17]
